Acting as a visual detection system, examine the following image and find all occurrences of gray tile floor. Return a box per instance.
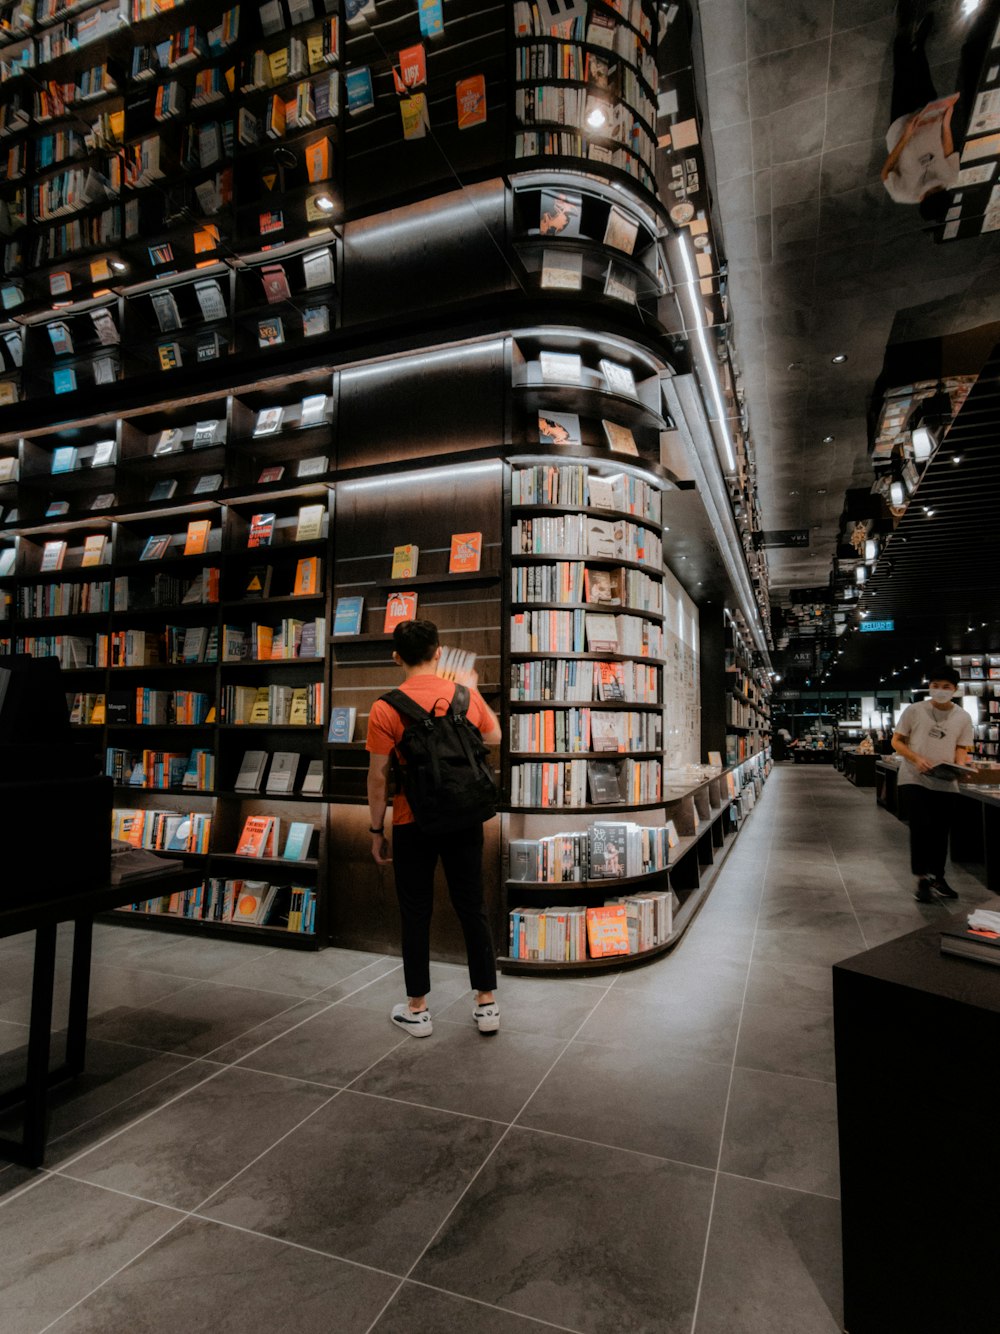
[0,767,993,1333]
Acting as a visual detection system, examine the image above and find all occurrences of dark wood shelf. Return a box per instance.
[511,598,663,621]
[510,652,666,665]
[511,501,662,531]
[373,570,501,588]
[509,699,662,710]
[511,749,661,761]
[507,868,670,892]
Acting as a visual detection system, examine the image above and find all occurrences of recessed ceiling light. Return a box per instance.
[822,435,835,444]
[788,489,799,496]
[816,488,827,495]
[952,454,962,463]
[831,353,848,364]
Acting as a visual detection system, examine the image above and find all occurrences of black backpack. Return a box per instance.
[382,684,498,834]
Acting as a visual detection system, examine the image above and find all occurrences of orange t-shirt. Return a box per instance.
[366,675,493,825]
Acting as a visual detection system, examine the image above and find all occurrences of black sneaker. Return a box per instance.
[930,877,958,899]
[914,877,938,904]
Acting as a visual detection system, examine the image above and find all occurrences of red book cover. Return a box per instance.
[393,42,426,92]
[383,590,418,633]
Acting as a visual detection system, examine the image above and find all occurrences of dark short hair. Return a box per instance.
[927,660,959,687]
[393,618,439,665]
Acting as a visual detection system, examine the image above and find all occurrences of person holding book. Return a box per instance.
[891,661,973,902]
[366,619,502,1037]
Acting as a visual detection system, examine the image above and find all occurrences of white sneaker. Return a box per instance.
[390,1003,433,1037]
[473,1002,500,1034]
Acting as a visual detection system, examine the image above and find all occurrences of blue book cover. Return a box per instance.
[327,706,356,743]
[418,0,442,37]
[282,821,313,861]
[332,595,364,635]
[52,366,76,394]
[346,65,374,115]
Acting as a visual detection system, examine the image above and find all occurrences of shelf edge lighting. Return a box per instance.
[675,236,736,474]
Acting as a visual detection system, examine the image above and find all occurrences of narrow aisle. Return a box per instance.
[0,767,992,1334]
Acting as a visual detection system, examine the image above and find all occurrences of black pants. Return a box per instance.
[906,785,958,879]
[392,821,497,999]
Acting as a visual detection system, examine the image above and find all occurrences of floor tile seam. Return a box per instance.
[730,1059,836,1089]
[37,1213,193,1334]
[508,1120,717,1176]
[380,975,617,1315]
[717,1167,841,1203]
[195,961,405,1066]
[401,1278,590,1333]
[688,808,773,1334]
[336,1085,512,1129]
[561,1034,740,1073]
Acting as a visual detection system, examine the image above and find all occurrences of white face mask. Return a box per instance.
[929,687,955,704]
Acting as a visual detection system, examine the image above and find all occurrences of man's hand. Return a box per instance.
[914,755,934,774]
[453,666,479,689]
[371,832,392,865]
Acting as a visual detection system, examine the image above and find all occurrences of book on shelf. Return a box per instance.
[603,205,640,255]
[539,188,582,237]
[254,407,284,436]
[81,534,108,568]
[193,473,223,495]
[393,42,426,93]
[345,0,376,27]
[297,456,327,477]
[0,549,15,577]
[92,492,116,510]
[0,458,19,483]
[586,903,630,956]
[400,94,429,140]
[300,759,324,794]
[332,595,364,635]
[193,280,226,322]
[140,534,173,561]
[300,393,327,426]
[261,263,291,303]
[40,540,67,572]
[539,411,582,445]
[302,306,330,337]
[449,532,482,573]
[295,504,325,542]
[541,249,583,290]
[586,475,617,510]
[91,439,116,468]
[53,368,77,394]
[234,881,280,926]
[47,322,73,356]
[327,706,356,743]
[258,317,284,348]
[193,420,220,449]
[595,661,626,702]
[304,138,333,182]
[391,543,419,578]
[150,290,181,332]
[602,420,638,455]
[604,263,638,305]
[600,359,638,397]
[154,428,183,456]
[197,333,223,362]
[583,568,623,606]
[258,466,285,484]
[418,0,443,36]
[248,513,276,548]
[91,308,119,346]
[236,565,270,602]
[233,751,267,793]
[585,613,619,652]
[51,446,78,474]
[540,351,582,384]
[384,590,417,633]
[282,821,314,861]
[302,248,334,288]
[184,519,212,556]
[158,343,183,371]
[587,759,622,804]
[265,750,300,793]
[93,357,117,386]
[236,814,279,857]
[346,65,374,114]
[293,556,321,596]
[456,73,486,129]
[45,500,69,517]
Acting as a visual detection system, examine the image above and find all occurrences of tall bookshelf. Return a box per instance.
[724,609,771,767]
[949,653,1000,762]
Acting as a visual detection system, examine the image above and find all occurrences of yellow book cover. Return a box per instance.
[391,543,419,578]
[400,93,428,140]
[248,686,271,724]
[81,534,107,567]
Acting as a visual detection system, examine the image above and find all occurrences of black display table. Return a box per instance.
[834,916,1000,1334]
[791,747,836,763]
[953,787,1000,893]
[842,751,878,787]
[0,871,199,1168]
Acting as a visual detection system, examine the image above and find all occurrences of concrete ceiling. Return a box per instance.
[690,0,1000,601]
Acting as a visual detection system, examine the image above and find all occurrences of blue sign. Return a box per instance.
[860,619,895,633]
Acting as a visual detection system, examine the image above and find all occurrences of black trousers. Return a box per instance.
[906,784,958,879]
[391,821,497,999]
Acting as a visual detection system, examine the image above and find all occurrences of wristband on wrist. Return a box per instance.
[369,826,384,835]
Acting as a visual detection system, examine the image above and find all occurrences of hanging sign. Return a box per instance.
[860,619,895,633]
[753,529,810,549]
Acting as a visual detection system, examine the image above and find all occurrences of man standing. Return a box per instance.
[366,619,502,1037]
[891,662,973,902]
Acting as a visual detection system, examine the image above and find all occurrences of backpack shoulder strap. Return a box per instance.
[449,683,470,721]
[380,689,431,725]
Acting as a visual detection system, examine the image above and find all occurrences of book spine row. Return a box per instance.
[508,894,673,963]
[509,758,588,807]
[105,746,215,789]
[219,681,324,725]
[121,880,316,932]
[511,464,587,508]
[112,806,212,852]
[18,580,110,617]
[510,708,661,754]
[134,687,212,725]
[9,632,93,666]
[510,608,586,655]
[514,131,655,187]
[511,560,584,602]
[510,822,680,883]
[511,517,662,565]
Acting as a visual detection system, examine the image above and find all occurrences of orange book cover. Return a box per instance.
[586,904,630,957]
[293,555,321,596]
[236,815,273,857]
[305,136,332,183]
[456,73,486,130]
[184,519,212,556]
[448,531,481,573]
[383,590,417,633]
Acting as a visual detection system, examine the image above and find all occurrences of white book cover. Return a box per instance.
[539,351,582,384]
[599,359,637,397]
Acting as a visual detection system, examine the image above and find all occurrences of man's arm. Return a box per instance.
[366,752,392,864]
[891,731,933,774]
[455,668,502,745]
